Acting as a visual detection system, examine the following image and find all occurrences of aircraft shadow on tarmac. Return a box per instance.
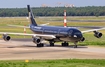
[45,44,88,48]
[6,44,88,48]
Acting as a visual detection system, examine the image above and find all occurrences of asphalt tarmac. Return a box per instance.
[0,39,105,60]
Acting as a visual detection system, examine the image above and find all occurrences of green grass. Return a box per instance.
[1,16,105,26]
[81,32,105,45]
[0,59,105,67]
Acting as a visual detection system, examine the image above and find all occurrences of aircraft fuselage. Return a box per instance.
[30,24,83,42]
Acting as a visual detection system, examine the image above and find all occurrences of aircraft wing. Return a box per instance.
[68,26,104,29]
[0,32,56,39]
[8,25,30,28]
[39,23,49,26]
[7,23,49,28]
[81,27,105,33]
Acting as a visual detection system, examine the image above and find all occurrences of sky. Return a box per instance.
[0,0,105,8]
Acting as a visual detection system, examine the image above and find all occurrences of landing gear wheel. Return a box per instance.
[74,43,77,48]
[37,43,44,47]
[62,42,69,47]
[49,42,54,46]
[74,45,77,48]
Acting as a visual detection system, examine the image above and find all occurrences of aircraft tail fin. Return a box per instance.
[27,5,37,26]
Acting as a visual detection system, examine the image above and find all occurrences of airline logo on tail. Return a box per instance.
[27,5,37,26]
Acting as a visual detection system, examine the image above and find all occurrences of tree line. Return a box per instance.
[0,6,105,17]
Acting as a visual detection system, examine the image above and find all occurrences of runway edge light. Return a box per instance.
[25,60,29,63]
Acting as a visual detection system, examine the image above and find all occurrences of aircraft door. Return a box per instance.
[68,30,73,37]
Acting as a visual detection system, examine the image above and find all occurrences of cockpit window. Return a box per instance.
[74,32,82,38]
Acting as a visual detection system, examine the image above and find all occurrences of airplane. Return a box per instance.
[0,5,105,48]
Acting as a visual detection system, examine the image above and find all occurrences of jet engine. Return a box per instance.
[32,37,41,44]
[94,31,102,38]
[80,37,85,42]
[3,34,11,41]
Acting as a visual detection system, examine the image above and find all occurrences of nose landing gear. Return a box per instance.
[74,42,77,48]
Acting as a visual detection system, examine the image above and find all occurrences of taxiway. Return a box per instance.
[0,39,105,60]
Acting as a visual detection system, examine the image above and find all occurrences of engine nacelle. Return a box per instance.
[80,37,85,42]
[3,34,11,41]
[94,31,102,38]
[32,37,41,44]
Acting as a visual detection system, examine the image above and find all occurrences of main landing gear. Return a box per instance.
[49,41,54,46]
[62,42,69,46]
[37,43,44,47]
[49,41,69,47]
[36,42,78,48]
[62,42,78,48]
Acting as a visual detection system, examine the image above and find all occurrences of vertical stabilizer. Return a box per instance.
[27,5,37,26]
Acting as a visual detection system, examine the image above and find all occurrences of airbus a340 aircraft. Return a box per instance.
[0,5,105,48]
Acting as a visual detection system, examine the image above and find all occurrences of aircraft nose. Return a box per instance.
[73,32,83,38]
[68,29,83,38]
